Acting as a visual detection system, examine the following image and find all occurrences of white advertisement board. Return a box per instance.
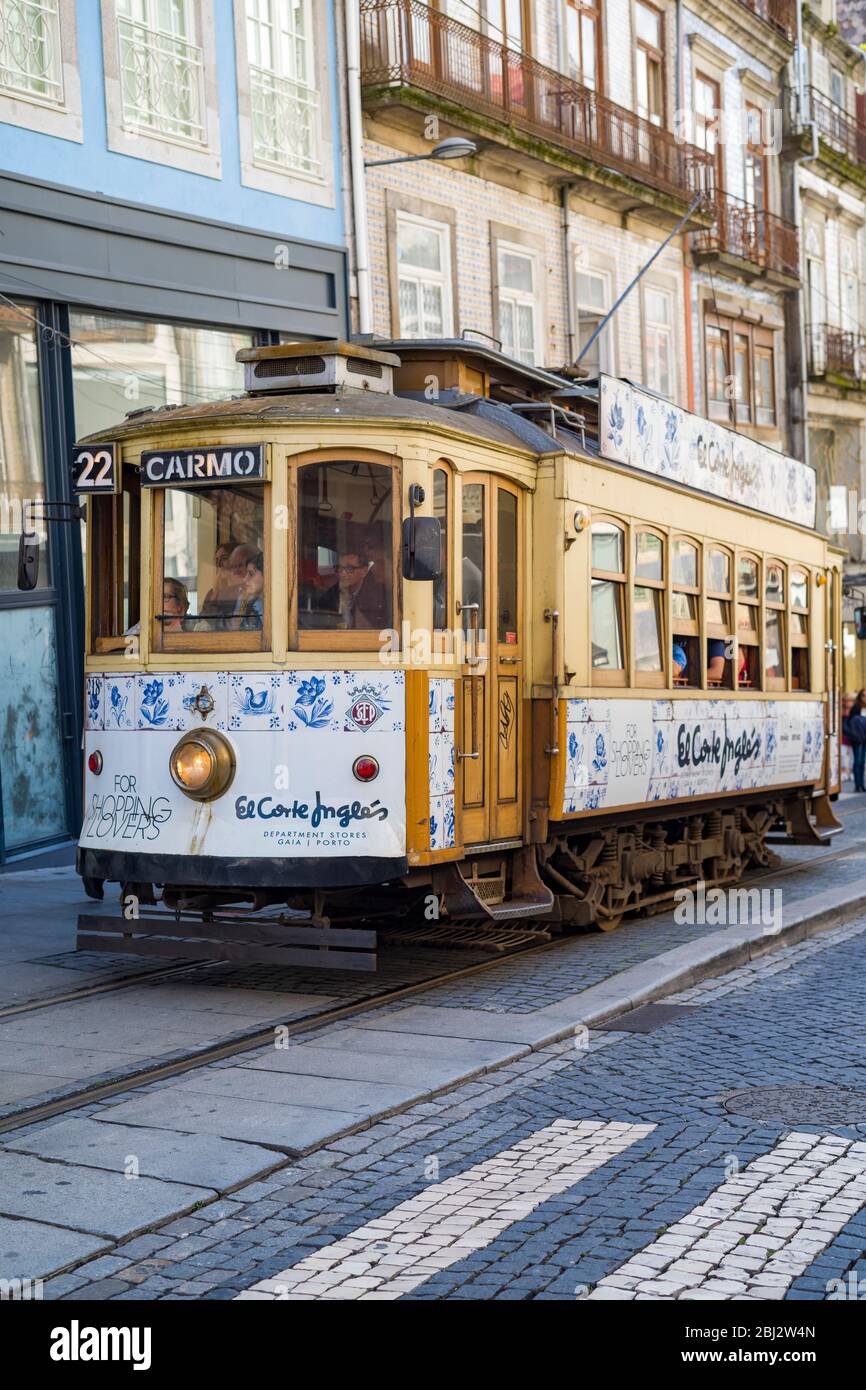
[81,670,406,860]
[599,376,817,529]
[562,698,824,814]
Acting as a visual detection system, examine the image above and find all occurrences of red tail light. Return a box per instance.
[88,751,103,775]
[352,754,379,782]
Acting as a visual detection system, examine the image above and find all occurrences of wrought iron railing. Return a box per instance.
[117,15,204,143]
[803,86,866,168]
[734,0,796,41]
[0,0,63,103]
[360,0,713,203]
[693,189,800,279]
[250,65,320,175]
[807,324,866,383]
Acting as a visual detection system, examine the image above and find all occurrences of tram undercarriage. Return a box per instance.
[76,786,838,968]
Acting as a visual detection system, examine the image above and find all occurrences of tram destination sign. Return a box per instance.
[71,443,120,495]
[139,444,266,487]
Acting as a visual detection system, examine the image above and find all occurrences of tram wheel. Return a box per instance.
[82,876,105,901]
[595,911,623,932]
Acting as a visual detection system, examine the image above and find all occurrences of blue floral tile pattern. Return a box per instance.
[104,675,135,731]
[428,677,456,849]
[136,674,183,730]
[430,794,456,852]
[85,676,103,731]
[229,673,283,731]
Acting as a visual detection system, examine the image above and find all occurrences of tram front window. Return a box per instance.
[297,461,393,635]
[157,484,266,648]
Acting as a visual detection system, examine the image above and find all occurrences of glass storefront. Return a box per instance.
[0,304,261,860]
[0,303,68,855]
[0,606,68,852]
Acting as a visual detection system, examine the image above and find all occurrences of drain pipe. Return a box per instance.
[561,182,577,366]
[346,0,373,335]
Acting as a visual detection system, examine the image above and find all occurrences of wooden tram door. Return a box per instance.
[458,476,523,845]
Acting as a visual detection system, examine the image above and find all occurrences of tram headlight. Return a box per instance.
[169,729,236,802]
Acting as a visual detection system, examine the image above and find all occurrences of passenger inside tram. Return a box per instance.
[237,551,265,631]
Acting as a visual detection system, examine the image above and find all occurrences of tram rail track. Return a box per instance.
[2,823,865,1139]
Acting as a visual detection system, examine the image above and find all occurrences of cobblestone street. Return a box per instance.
[21,884,864,1304]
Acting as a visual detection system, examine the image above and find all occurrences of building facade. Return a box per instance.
[0,0,349,861]
[780,0,866,687]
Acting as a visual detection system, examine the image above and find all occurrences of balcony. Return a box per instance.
[807,324,866,387]
[735,0,796,42]
[788,87,866,177]
[117,14,205,144]
[360,0,713,218]
[693,189,800,284]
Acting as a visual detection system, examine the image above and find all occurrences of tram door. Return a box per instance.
[458,476,523,845]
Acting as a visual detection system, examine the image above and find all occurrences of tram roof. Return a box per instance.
[82,386,579,457]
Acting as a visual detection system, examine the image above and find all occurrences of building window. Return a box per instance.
[566,0,600,91]
[575,269,612,375]
[643,285,674,397]
[790,567,810,690]
[840,236,860,334]
[671,537,700,686]
[830,67,845,110]
[497,244,537,365]
[245,0,318,175]
[705,313,776,429]
[744,104,767,215]
[0,0,63,103]
[764,559,786,690]
[116,0,205,143]
[635,1,663,127]
[396,214,453,339]
[737,553,760,687]
[633,529,664,685]
[693,72,721,190]
[591,519,626,683]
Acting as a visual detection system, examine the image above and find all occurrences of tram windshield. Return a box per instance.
[297,461,393,632]
[159,484,266,643]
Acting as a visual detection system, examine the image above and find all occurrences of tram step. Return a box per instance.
[432,848,556,923]
[76,913,377,973]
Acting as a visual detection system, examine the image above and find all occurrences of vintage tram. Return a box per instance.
[49,337,843,968]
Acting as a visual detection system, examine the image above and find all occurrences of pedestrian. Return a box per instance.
[842,694,866,792]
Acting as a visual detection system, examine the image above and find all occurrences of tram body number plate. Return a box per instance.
[140,444,266,487]
[71,443,119,494]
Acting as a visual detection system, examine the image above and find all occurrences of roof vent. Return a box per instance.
[237,340,399,395]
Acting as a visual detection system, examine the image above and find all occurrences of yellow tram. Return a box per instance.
[49,337,843,967]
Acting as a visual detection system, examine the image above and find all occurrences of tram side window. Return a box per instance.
[90,470,141,653]
[790,568,810,690]
[591,521,626,683]
[671,538,700,687]
[765,560,786,691]
[737,554,760,688]
[706,548,733,689]
[297,461,393,636]
[633,530,664,686]
[156,484,266,650]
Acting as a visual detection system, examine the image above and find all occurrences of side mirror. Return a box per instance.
[402,515,442,582]
[855,606,866,640]
[17,532,40,591]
